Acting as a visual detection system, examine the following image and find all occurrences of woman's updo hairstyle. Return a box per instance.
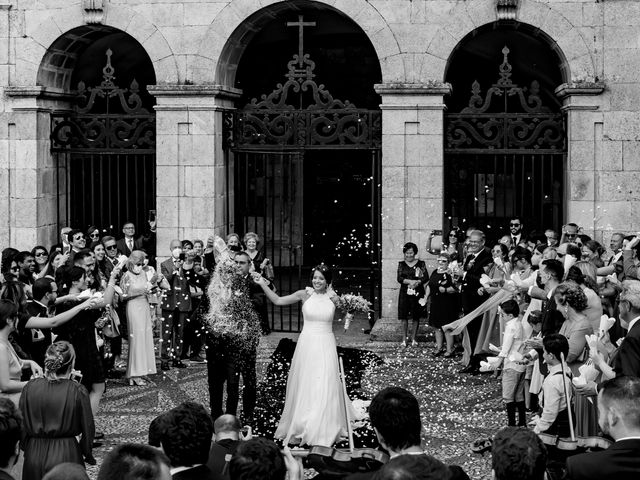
[57,266,86,296]
[310,264,333,285]
[44,341,76,379]
[0,299,18,330]
[554,282,588,312]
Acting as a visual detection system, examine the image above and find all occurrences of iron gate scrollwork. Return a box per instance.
[444,46,566,235]
[224,52,381,150]
[50,48,156,235]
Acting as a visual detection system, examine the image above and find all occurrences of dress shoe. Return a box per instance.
[189,355,206,363]
[173,360,187,369]
[160,361,171,371]
[459,365,479,374]
[92,440,103,448]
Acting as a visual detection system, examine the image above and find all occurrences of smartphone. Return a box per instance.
[433,229,443,236]
[148,210,156,223]
[178,252,186,261]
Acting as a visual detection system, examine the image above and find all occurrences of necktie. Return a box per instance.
[128,239,133,251]
[512,236,517,245]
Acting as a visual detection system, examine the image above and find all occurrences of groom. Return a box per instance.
[207,251,264,423]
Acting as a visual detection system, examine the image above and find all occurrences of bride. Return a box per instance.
[254,264,356,447]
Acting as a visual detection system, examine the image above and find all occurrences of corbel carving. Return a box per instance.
[82,0,105,25]
[496,0,518,21]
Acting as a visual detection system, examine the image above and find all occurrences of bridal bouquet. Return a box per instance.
[338,293,372,330]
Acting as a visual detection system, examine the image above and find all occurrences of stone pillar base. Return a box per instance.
[370,317,433,342]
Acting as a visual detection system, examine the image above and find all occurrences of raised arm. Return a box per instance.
[23,298,94,329]
[254,275,305,306]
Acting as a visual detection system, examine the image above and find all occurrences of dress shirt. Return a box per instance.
[170,465,203,475]
[534,363,572,434]
[512,234,521,246]
[627,315,640,334]
[499,318,526,372]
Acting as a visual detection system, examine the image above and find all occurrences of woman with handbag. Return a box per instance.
[120,251,160,386]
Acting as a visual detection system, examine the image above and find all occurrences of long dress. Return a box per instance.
[397,260,428,321]
[121,272,157,377]
[275,291,357,447]
[427,270,459,328]
[0,337,23,407]
[19,377,94,480]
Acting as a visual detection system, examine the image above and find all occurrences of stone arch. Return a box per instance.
[428,0,596,84]
[197,0,400,87]
[30,4,177,89]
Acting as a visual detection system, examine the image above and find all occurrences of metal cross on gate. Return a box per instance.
[287,14,316,66]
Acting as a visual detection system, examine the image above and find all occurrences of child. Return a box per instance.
[521,310,543,412]
[495,299,527,426]
[532,334,572,437]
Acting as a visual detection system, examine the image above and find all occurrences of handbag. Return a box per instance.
[101,307,121,338]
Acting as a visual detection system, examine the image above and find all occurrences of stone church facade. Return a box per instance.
[1,0,637,325]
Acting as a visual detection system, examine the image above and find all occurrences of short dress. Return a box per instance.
[397,260,428,321]
[427,270,460,328]
[54,303,105,389]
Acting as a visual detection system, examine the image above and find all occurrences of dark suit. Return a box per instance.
[116,236,144,257]
[160,258,193,360]
[541,289,564,336]
[460,247,492,363]
[172,465,217,480]
[613,318,640,378]
[207,275,263,420]
[566,438,640,480]
[207,439,240,480]
[20,300,52,367]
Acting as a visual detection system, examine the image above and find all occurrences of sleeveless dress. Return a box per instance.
[275,291,357,447]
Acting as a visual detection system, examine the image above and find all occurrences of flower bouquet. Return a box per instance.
[337,293,372,331]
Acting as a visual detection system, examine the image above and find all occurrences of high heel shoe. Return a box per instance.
[128,377,147,386]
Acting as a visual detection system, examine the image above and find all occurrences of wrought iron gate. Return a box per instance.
[225,44,382,332]
[51,49,155,233]
[444,46,565,237]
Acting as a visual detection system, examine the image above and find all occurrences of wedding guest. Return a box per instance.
[97,444,171,480]
[580,240,605,268]
[226,233,242,252]
[30,246,48,277]
[532,334,572,437]
[621,235,640,280]
[243,232,272,335]
[397,242,428,347]
[0,300,44,406]
[116,222,144,257]
[229,438,286,480]
[0,397,22,480]
[491,427,546,480]
[89,241,108,289]
[566,263,602,333]
[86,226,101,245]
[425,252,459,356]
[121,251,157,385]
[613,279,640,377]
[66,230,87,266]
[372,454,451,480]
[42,463,90,480]
[41,250,68,281]
[207,415,243,480]
[494,300,526,427]
[20,342,95,480]
[19,278,56,366]
[545,229,559,247]
[566,376,640,480]
[158,402,216,480]
[554,283,592,372]
[426,227,464,262]
[507,217,525,249]
[560,223,580,244]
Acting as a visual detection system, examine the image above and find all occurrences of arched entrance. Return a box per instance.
[444,24,568,239]
[47,27,156,234]
[223,4,382,331]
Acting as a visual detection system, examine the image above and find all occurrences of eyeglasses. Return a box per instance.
[123,227,135,230]
[437,259,448,263]
[105,245,117,250]
[10,266,19,272]
[510,223,521,227]
[449,233,457,237]
[74,235,85,240]
[35,252,47,257]
[90,233,100,238]
[566,233,577,238]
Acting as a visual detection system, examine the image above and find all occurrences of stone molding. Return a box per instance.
[496,0,519,21]
[555,82,606,99]
[82,0,105,25]
[4,86,74,111]
[148,84,242,99]
[374,82,452,96]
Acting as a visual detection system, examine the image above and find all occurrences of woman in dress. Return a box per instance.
[397,242,428,347]
[20,341,95,480]
[566,263,603,333]
[255,264,357,447]
[0,300,43,407]
[425,253,459,356]
[120,251,158,386]
[244,232,273,335]
[554,282,593,373]
[55,265,120,416]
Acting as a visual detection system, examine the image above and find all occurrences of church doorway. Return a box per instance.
[444,24,568,241]
[49,27,156,235]
[224,7,382,331]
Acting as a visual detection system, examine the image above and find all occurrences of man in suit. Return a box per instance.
[459,229,493,373]
[566,376,640,480]
[116,222,145,256]
[207,415,244,480]
[157,402,217,480]
[613,279,640,377]
[160,240,192,370]
[0,398,21,480]
[206,251,263,423]
[507,217,525,249]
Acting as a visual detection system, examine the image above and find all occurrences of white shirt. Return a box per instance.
[170,465,203,475]
[534,363,572,434]
[499,317,526,373]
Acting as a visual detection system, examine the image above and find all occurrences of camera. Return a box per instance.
[178,252,186,261]
[432,229,443,236]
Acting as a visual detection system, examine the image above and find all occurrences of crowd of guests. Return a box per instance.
[0,222,277,480]
[400,219,640,477]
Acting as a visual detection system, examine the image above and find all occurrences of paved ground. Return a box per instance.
[86,317,502,479]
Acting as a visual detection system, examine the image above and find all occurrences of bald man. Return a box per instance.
[207,415,245,480]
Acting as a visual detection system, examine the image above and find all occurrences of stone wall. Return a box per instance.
[1,0,639,332]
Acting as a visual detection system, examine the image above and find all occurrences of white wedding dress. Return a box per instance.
[275,290,357,447]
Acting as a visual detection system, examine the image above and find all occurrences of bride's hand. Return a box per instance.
[252,273,266,285]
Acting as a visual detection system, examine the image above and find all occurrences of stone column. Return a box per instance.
[555,83,606,241]
[2,87,70,248]
[371,82,451,341]
[148,85,241,259]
